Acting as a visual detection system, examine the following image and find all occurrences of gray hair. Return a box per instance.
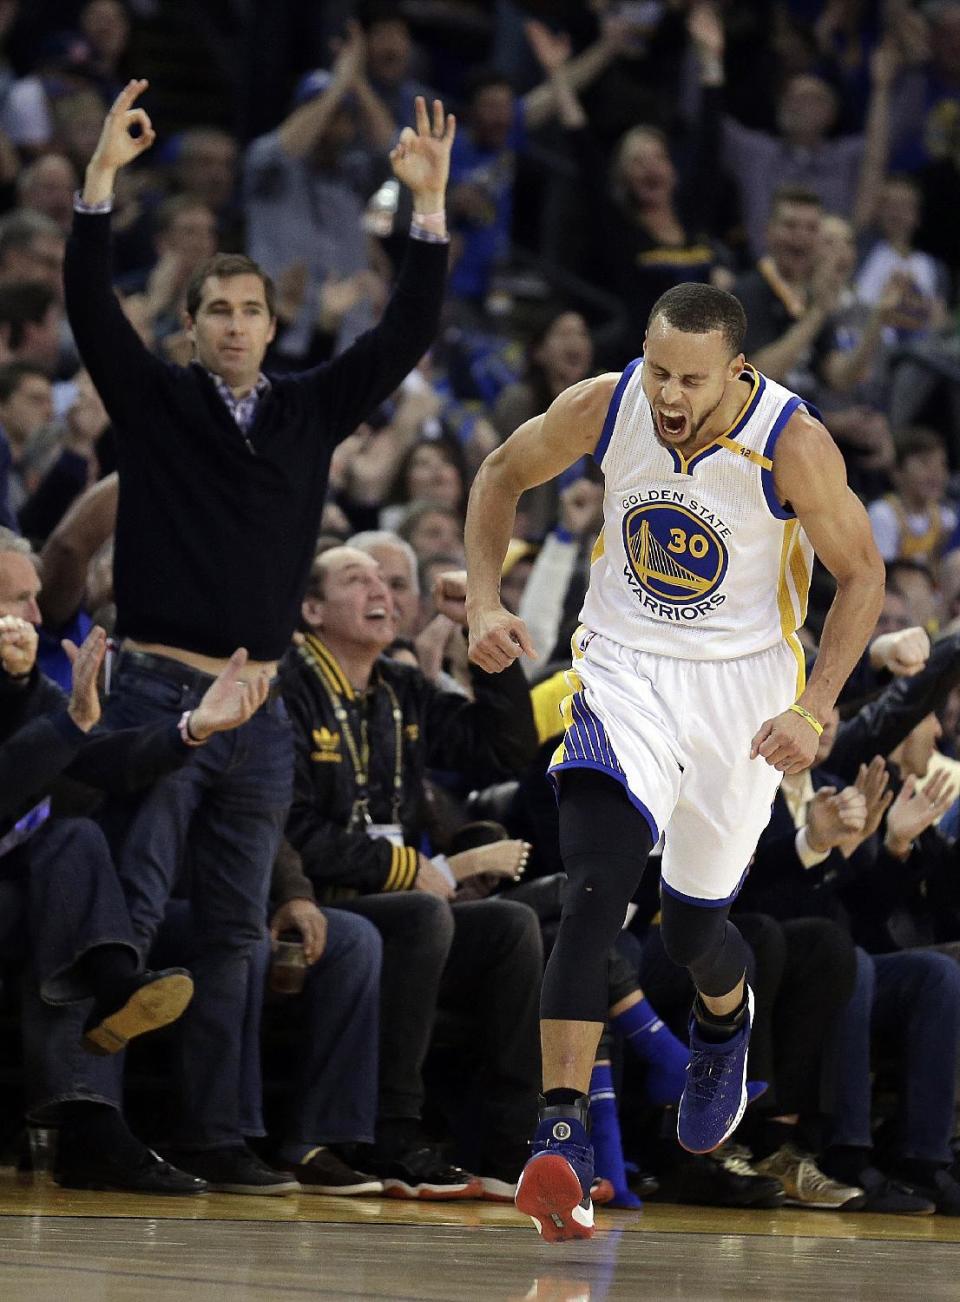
[0,527,38,566]
[351,529,420,594]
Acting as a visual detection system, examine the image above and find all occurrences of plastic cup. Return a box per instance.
[269,938,308,995]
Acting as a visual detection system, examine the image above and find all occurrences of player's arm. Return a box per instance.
[751,410,885,774]
[465,373,616,672]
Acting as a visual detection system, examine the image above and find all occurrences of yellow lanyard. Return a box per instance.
[303,648,404,828]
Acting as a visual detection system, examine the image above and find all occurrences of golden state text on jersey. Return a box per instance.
[579,359,815,666]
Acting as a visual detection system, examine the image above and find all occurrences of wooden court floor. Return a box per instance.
[1,1170,959,1300]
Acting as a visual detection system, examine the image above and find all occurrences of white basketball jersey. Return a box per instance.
[580,361,813,662]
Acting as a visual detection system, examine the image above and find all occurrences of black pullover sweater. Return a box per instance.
[63,211,447,660]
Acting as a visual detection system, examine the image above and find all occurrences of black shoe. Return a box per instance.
[675,1152,786,1209]
[360,1143,482,1200]
[896,1164,960,1216]
[56,1144,207,1195]
[84,968,194,1055]
[855,1166,935,1215]
[287,1147,383,1196]
[163,1144,300,1195]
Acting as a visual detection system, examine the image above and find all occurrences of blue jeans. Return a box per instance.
[830,946,960,1163]
[101,654,294,1147]
[244,909,382,1148]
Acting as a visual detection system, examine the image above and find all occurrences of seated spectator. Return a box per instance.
[868,430,956,573]
[16,153,78,235]
[0,531,266,1194]
[0,280,62,373]
[397,500,464,562]
[170,127,243,251]
[886,557,941,633]
[281,547,542,1199]
[351,529,422,637]
[240,842,385,1196]
[0,211,65,293]
[493,310,596,539]
[381,437,467,530]
[120,196,218,342]
[360,4,437,132]
[740,696,960,1213]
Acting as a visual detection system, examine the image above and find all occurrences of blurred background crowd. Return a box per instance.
[7,0,960,1219]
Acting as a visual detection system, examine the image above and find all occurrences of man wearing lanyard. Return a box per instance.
[282,547,542,1201]
[63,80,453,1192]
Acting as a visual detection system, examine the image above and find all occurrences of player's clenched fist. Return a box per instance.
[750,707,822,774]
[468,606,537,673]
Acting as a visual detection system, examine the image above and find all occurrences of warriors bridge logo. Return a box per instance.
[621,499,729,621]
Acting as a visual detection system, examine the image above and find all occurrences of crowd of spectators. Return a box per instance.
[6,0,960,1218]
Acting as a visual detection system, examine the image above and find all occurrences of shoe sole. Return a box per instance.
[678,988,754,1155]
[84,973,194,1055]
[515,1154,595,1243]
[55,1175,206,1196]
[784,1194,868,1211]
[205,1182,301,1196]
[297,1182,384,1196]
[382,1178,483,1200]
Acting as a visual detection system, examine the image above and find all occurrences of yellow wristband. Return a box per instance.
[789,703,823,736]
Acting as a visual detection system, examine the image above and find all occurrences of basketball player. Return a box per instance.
[464,283,885,1241]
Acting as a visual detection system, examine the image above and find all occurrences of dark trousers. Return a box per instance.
[830,946,960,1163]
[245,909,382,1147]
[4,819,135,1120]
[101,655,294,1147]
[338,893,543,1154]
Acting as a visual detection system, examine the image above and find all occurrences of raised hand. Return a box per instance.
[390,96,456,210]
[870,625,930,677]
[89,79,156,178]
[63,625,108,732]
[525,19,572,73]
[806,784,867,853]
[187,648,271,741]
[0,615,38,678]
[885,769,956,858]
[838,756,893,857]
[432,570,470,627]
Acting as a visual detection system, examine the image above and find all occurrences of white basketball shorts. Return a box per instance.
[547,626,803,905]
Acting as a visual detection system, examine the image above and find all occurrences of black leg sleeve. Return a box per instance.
[659,888,750,998]
[541,770,653,1023]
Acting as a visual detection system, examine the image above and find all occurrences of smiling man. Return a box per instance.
[62,79,454,1193]
[464,280,886,1241]
[280,546,541,1201]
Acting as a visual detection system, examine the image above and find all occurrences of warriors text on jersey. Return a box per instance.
[581,360,813,672]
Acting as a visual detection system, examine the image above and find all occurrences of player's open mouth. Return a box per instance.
[656,410,688,441]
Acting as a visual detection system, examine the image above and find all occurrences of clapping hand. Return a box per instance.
[390,96,456,210]
[837,756,894,858]
[806,784,867,854]
[64,625,108,732]
[884,770,956,859]
[870,626,930,677]
[186,648,271,741]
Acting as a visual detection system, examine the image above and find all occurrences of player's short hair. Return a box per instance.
[185,253,276,319]
[895,427,947,468]
[647,283,747,357]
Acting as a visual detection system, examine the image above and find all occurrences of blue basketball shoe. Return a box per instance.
[678,986,754,1155]
[515,1098,595,1242]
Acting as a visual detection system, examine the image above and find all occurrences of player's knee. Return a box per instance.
[562,854,636,938]
[660,905,727,972]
